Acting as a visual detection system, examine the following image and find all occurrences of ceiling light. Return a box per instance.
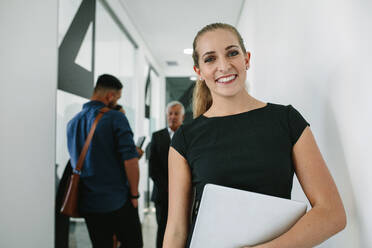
[183,48,193,55]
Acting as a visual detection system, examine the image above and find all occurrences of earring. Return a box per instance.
[200,77,203,81]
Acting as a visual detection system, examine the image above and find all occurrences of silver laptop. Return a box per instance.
[190,184,307,248]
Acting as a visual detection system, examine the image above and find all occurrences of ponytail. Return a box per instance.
[192,79,212,118]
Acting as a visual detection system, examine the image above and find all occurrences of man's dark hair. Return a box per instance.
[94,74,123,92]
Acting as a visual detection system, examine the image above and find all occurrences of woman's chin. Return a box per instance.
[214,84,244,97]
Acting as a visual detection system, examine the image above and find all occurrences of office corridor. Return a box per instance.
[2,0,372,247]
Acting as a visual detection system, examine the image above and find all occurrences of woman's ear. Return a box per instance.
[193,65,201,76]
[245,52,251,70]
[194,66,204,80]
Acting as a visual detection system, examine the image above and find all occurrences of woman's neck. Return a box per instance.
[204,90,265,117]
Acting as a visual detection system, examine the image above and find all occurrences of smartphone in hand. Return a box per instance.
[136,136,146,149]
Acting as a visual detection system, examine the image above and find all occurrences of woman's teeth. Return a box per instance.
[216,75,236,83]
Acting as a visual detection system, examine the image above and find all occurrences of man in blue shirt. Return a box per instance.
[67,74,143,248]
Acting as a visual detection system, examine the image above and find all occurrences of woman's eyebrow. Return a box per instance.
[202,51,215,58]
[226,45,239,50]
[202,45,239,58]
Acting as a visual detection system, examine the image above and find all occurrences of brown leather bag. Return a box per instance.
[60,107,110,217]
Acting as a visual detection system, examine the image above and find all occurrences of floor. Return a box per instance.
[69,207,157,248]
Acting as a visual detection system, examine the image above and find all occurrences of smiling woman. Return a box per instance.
[191,23,252,118]
[163,23,346,248]
[194,28,250,108]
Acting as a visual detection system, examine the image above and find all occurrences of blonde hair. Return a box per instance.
[192,79,213,118]
[192,23,247,118]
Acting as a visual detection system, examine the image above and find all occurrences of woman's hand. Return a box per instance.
[250,127,346,248]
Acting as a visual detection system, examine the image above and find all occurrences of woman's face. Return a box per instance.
[194,29,250,98]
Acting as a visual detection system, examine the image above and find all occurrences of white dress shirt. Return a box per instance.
[167,127,175,140]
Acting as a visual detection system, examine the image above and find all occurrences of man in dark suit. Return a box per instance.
[149,101,185,248]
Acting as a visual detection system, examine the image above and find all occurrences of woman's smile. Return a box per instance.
[215,74,238,85]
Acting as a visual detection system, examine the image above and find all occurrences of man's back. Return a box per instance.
[67,100,138,213]
[67,74,143,248]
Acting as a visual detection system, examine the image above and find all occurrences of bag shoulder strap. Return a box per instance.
[74,107,111,174]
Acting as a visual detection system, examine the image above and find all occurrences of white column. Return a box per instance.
[0,1,58,247]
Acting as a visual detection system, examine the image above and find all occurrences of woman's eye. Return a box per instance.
[228,50,239,57]
[204,56,215,63]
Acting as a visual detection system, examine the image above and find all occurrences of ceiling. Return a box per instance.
[120,0,245,77]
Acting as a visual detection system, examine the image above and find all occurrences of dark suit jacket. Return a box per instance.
[149,128,171,203]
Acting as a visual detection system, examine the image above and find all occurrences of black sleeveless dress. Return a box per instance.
[171,103,309,247]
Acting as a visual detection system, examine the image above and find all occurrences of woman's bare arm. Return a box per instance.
[248,127,346,248]
[163,147,193,248]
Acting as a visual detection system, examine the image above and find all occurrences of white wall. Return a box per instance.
[238,0,372,247]
[0,1,57,247]
[106,0,167,130]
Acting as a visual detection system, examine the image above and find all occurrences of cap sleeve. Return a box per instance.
[170,125,187,159]
[287,105,310,145]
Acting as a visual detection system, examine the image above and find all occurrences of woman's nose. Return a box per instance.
[216,57,231,72]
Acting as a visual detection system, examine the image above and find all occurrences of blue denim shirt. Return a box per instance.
[67,101,138,213]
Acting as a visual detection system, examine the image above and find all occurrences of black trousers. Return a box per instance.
[155,200,168,248]
[83,201,143,248]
